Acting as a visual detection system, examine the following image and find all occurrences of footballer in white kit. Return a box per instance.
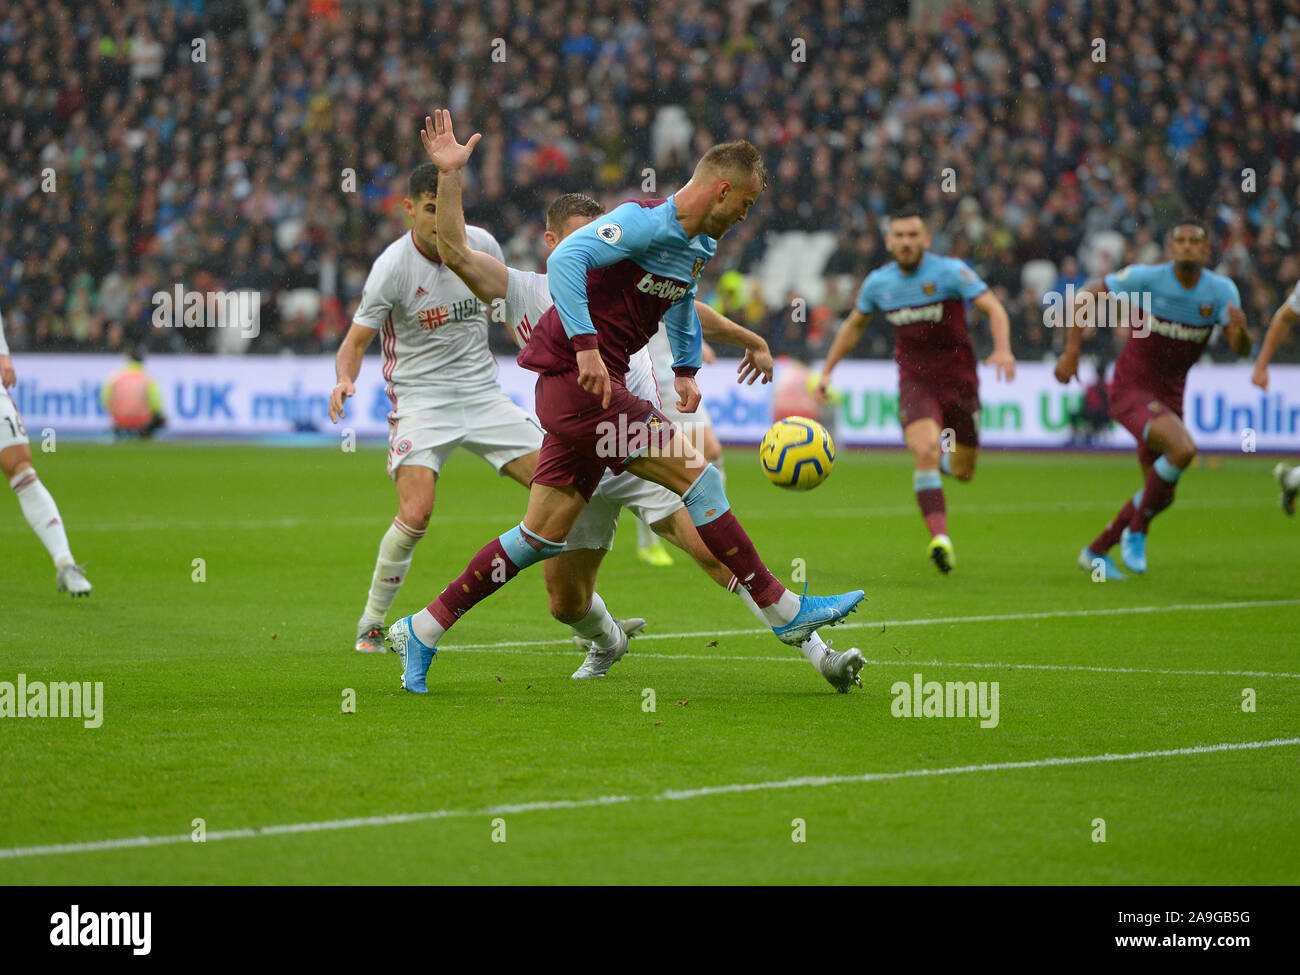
[0,307,92,595]
[419,110,864,692]
[1254,278,1300,514]
[329,162,543,653]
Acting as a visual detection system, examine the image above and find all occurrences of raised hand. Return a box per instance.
[420,109,482,173]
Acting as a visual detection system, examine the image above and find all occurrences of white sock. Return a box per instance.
[410,608,446,648]
[360,518,425,627]
[799,632,830,668]
[635,516,657,548]
[1286,466,1300,491]
[10,468,74,568]
[736,582,824,663]
[571,592,623,650]
[758,589,802,627]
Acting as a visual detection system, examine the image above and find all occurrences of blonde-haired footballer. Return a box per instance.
[384,112,868,696]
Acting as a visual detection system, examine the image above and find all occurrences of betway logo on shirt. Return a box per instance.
[635,272,689,303]
[1145,315,1211,342]
[885,302,944,326]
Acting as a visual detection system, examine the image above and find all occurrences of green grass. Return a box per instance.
[0,442,1297,884]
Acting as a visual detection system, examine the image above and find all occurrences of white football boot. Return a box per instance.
[818,646,866,693]
[56,563,92,597]
[571,617,644,679]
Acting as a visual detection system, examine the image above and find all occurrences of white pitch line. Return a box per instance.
[0,494,1265,534]
[2,737,1296,861]
[445,598,1300,651]
[437,646,1300,681]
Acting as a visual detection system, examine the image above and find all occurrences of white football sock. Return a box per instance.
[758,589,802,627]
[410,608,446,648]
[736,582,824,663]
[571,592,623,650]
[10,468,74,568]
[360,518,425,627]
[1286,466,1300,491]
[635,515,657,549]
[800,632,830,668]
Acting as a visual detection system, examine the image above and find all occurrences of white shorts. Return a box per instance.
[655,377,714,429]
[564,469,684,552]
[647,322,712,429]
[0,390,29,451]
[387,390,542,480]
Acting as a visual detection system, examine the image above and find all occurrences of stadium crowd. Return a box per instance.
[2,0,1299,363]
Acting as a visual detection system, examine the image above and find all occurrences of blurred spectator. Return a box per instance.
[1,0,1297,365]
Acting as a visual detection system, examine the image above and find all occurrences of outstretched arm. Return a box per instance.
[1223,304,1251,358]
[814,308,870,401]
[0,310,12,386]
[329,323,377,423]
[421,111,508,304]
[972,289,1015,382]
[694,300,773,384]
[1054,279,1107,384]
[1252,301,1297,390]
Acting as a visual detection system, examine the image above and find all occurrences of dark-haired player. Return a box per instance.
[389,124,866,694]
[817,211,1016,573]
[328,163,606,654]
[1055,219,1250,578]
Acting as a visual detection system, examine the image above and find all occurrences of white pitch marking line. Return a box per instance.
[439,646,1300,681]
[445,598,1300,651]
[3,737,1297,861]
[0,494,1267,533]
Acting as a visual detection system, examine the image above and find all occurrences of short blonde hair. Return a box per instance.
[698,140,769,190]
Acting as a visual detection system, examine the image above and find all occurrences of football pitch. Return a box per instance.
[1,442,1297,885]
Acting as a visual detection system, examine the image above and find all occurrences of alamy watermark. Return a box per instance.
[595,412,704,467]
[50,906,150,955]
[890,672,999,728]
[1042,285,1153,337]
[0,673,103,728]
[152,285,261,338]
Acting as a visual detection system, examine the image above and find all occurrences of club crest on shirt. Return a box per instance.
[417,305,450,330]
[416,297,481,330]
[597,223,622,244]
[1199,302,1213,318]
[1147,401,1165,415]
[923,282,937,295]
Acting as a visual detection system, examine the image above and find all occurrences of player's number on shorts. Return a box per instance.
[4,414,25,439]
